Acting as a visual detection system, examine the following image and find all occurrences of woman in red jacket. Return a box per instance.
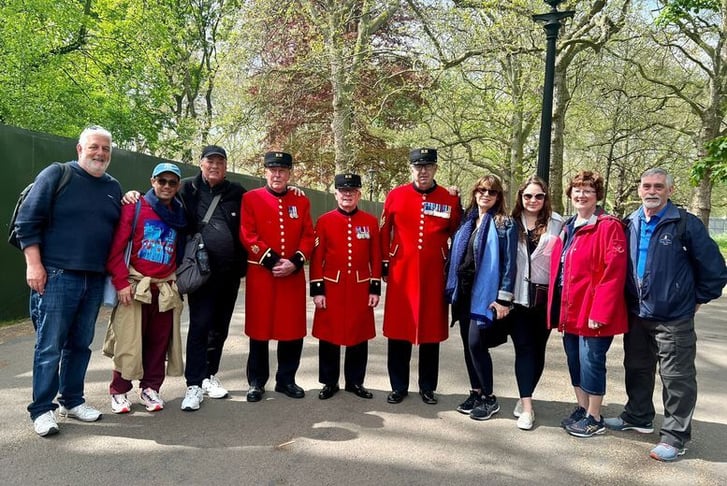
[548,170,628,438]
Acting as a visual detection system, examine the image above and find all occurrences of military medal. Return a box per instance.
[356,226,370,239]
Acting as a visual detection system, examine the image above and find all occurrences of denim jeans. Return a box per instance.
[562,333,613,396]
[27,267,104,420]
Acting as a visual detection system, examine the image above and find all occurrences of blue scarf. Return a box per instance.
[446,210,501,328]
[143,189,187,230]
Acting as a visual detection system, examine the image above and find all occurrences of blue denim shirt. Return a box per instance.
[494,216,518,301]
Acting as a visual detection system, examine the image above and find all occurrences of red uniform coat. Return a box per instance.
[240,187,314,341]
[380,183,462,344]
[547,214,629,337]
[310,208,382,346]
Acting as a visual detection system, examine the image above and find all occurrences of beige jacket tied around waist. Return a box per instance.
[102,265,184,380]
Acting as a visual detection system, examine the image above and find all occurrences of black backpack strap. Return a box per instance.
[55,162,73,196]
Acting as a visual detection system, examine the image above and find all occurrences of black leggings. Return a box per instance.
[463,304,551,397]
[509,304,551,398]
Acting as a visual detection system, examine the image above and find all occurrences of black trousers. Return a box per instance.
[509,304,552,398]
[318,340,368,386]
[184,269,240,386]
[387,339,440,392]
[247,338,303,387]
[458,319,481,390]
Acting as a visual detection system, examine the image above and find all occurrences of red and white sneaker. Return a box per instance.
[139,388,164,412]
[110,394,132,414]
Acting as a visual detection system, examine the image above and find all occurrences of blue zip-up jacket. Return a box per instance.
[625,201,727,321]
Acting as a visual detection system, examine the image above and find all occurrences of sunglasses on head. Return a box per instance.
[523,193,546,201]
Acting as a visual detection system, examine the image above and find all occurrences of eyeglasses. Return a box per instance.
[523,193,546,201]
[476,188,499,196]
[571,188,596,196]
[155,178,179,187]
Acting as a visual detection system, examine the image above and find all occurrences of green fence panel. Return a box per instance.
[0,124,382,321]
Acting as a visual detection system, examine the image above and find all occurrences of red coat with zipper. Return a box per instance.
[547,214,628,337]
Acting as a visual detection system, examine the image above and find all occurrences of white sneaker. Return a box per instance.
[513,399,523,418]
[517,410,535,430]
[58,403,102,422]
[202,375,229,399]
[139,388,164,412]
[181,385,203,411]
[33,410,59,437]
[110,394,132,414]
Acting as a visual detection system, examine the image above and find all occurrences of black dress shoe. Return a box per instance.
[387,390,408,404]
[275,382,305,399]
[247,386,265,402]
[345,384,373,399]
[419,390,437,405]
[318,384,340,400]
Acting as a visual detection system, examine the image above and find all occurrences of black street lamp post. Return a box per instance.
[367,168,376,201]
[532,0,574,184]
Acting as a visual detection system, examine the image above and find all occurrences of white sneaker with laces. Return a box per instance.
[513,399,523,418]
[202,375,229,399]
[140,388,164,412]
[33,410,59,437]
[181,385,203,411]
[58,403,102,422]
[111,394,132,414]
[517,410,535,430]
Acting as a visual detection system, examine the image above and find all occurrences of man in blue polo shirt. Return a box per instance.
[14,126,122,437]
[605,168,727,461]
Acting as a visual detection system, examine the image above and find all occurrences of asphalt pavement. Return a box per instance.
[1,283,726,485]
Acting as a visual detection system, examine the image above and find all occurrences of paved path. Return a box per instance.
[1,286,726,485]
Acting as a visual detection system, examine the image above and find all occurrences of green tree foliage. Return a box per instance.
[233,0,426,190]
[0,0,238,160]
[1,0,725,215]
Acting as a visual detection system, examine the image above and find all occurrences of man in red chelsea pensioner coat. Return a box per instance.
[380,148,463,405]
[310,173,382,400]
[239,151,314,402]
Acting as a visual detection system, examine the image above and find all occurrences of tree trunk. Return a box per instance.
[691,120,718,224]
[329,44,354,174]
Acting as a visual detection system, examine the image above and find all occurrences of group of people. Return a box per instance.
[13,126,727,464]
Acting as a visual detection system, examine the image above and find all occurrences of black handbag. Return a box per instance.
[526,248,548,309]
[176,194,220,295]
[528,282,549,308]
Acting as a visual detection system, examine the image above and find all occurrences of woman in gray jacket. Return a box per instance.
[509,176,563,430]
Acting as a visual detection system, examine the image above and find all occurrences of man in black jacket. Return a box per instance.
[179,145,247,411]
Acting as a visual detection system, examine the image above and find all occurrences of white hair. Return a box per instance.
[641,167,674,188]
[78,125,113,147]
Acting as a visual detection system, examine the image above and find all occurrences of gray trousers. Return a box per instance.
[621,314,697,448]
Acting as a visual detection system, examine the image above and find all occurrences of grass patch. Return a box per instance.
[714,233,727,258]
[0,318,28,329]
